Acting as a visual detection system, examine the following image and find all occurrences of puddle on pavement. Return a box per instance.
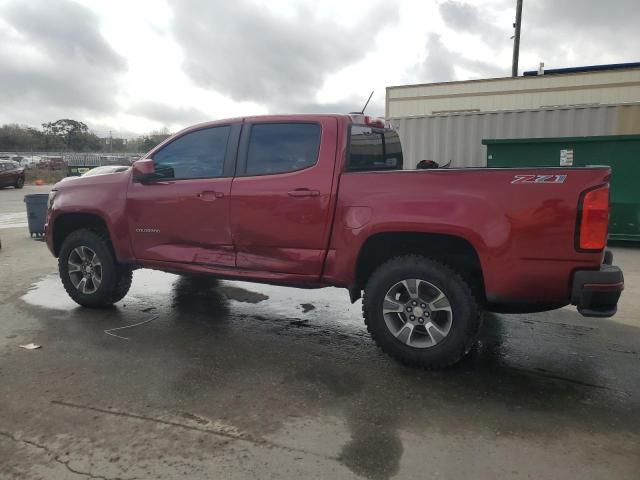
[21,268,363,327]
[22,267,638,406]
[21,269,178,311]
[224,280,363,328]
[217,285,268,303]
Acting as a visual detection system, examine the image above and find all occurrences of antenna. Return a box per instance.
[360,90,374,114]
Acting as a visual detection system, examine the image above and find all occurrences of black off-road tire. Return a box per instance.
[14,177,24,189]
[363,255,481,369]
[58,229,132,308]
[111,264,134,303]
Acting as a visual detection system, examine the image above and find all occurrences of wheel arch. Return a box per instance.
[52,212,113,257]
[354,231,486,303]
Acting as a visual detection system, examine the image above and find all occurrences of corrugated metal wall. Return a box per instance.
[389,103,640,168]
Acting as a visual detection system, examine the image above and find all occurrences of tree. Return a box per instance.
[0,119,174,153]
[127,129,171,153]
[0,124,46,151]
[42,119,99,151]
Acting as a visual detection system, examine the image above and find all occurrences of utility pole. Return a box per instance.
[109,130,113,154]
[511,0,523,77]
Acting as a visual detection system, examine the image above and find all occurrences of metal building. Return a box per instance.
[386,63,640,168]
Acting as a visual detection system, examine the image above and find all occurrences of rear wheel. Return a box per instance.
[59,229,132,308]
[14,176,24,189]
[363,255,481,369]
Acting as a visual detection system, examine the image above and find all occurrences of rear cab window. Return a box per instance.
[243,123,321,176]
[348,125,404,171]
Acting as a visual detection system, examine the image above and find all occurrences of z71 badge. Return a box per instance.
[511,174,567,184]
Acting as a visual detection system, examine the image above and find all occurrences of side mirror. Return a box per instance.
[132,159,155,183]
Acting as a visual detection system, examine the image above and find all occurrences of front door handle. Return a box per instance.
[288,188,320,198]
[197,191,224,201]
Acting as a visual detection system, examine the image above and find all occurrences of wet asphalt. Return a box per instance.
[1,186,639,479]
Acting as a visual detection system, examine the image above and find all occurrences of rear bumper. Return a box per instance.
[571,254,624,317]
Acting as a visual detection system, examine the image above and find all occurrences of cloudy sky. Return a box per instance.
[0,0,638,136]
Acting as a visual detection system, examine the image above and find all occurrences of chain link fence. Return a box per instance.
[0,151,142,176]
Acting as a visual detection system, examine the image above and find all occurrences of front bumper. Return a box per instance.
[571,252,624,317]
[44,218,55,256]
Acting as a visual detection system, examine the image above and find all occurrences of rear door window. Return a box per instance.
[244,123,321,176]
[348,126,403,171]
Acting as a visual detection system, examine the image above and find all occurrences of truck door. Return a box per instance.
[230,117,338,276]
[127,124,240,267]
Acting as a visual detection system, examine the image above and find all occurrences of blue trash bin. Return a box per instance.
[24,194,49,237]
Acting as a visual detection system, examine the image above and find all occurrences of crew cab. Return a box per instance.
[45,114,624,368]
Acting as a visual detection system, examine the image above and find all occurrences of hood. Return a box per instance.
[53,169,131,190]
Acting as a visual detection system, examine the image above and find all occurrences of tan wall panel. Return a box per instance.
[387,69,640,117]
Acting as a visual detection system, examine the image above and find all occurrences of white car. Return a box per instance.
[82,165,130,177]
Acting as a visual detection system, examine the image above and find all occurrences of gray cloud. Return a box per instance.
[521,0,640,69]
[415,33,505,83]
[417,34,456,83]
[129,102,210,128]
[439,1,511,49]
[439,1,484,31]
[432,0,640,80]
[0,0,126,116]
[293,96,384,117]
[169,0,398,112]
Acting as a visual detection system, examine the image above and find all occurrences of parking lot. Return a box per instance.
[1,185,639,479]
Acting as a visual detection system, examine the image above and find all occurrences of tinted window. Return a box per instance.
[246,123,321,176]
[348,126,403,171]
[153,126,230,179]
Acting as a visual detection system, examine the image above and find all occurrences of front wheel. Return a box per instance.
[14,176,24,189]
[58,229,132,308]
[363,255,481,369]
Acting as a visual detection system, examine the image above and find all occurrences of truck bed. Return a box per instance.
[325,166,611,308]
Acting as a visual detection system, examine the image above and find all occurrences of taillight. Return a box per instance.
[578,185,609,251]
[364,116,386,128]
[349,114,387,128]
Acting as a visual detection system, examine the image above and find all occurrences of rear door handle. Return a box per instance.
[197,191,224,201]
[288,188,320,198]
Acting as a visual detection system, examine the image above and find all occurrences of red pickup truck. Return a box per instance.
[45,114,623,368]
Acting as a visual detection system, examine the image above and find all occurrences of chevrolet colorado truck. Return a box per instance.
[45,114,624,368]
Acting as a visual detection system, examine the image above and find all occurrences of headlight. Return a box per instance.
[47,190,57,210]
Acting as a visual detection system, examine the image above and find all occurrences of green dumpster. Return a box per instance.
[483,135,640,241]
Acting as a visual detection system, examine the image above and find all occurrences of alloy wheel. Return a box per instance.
[382,278,453,348]
[67,246,102,294]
